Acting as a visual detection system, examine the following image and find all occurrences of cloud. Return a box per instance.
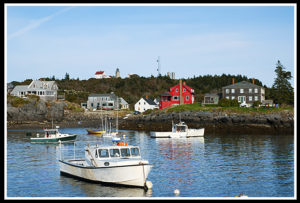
[7,7,73,40]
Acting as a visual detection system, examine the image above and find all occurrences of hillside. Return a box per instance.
[11,74,270,109]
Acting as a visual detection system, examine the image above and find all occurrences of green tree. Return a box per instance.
[271,60,294,105]
[64,73,70,81]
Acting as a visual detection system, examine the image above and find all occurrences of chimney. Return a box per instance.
[232,78,235,85]
[252,78,255,84]
[145,95,148,99]
[183,81,186,86]
[179,80,184,105]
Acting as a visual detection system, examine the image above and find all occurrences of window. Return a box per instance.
[231,96,235,100]
[231,89,235,93]
[121,148,130,157]
[254,88,258,93]
[226,89,229,94]
[173,96,179,101]
[130,148,140,157]
[240,89,244,93]
[254,96,258,101]
[249,88,252,93]
[226,96,229,99]
[98,149,109,158]
[186,96,189,101]
[183,88,186,92]
[176,88,178,92]
[249,96,252,101]
[110,149,120,157]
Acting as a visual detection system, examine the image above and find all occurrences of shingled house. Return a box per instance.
[10,80,58,101]
[222,80,265,106]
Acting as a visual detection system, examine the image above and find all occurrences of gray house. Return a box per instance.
[222,80,265,105]
[87,92,129,110]
[203,93,222,105]
[10,80,58,101]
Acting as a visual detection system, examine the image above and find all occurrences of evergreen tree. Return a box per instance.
[64,73,70,81]
[271,60,294,105]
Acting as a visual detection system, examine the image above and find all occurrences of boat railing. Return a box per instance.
[59,141,85,161]
[58,140,126,161]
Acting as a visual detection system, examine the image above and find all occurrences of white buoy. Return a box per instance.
[145,181,153,190]
[174,189,180,195]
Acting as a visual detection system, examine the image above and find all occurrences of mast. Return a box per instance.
[116,96,118,133]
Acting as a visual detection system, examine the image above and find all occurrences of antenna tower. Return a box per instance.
[157,56,161,76]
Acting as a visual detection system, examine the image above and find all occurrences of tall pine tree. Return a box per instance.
[271,60,294,105]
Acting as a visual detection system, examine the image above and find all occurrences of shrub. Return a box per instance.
[218,98,239,107]
[253,101,262,107]
[7,95,30,107]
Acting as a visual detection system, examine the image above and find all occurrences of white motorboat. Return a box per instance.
[30,127,77,143]
[59,139,153,188]
[150,121,204,138]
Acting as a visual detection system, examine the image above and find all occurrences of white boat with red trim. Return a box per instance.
[59,139,153,188]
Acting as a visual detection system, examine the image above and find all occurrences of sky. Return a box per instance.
[5,4,295,88]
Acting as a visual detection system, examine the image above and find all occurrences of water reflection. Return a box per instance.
[6,129,294,198]
[59,175,150,197]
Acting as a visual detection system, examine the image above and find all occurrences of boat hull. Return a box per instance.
[151,128,205,138]
[86,129,106,134]
[30,135,77,143]
[59,159,152,187]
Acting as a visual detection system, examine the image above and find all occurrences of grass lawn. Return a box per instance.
[164,103,294,115]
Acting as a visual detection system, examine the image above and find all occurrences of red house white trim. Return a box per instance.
[159,80,195,109]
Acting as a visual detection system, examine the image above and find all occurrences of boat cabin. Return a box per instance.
[44,129,59,137]
[86,145,141,160]
[172,122,188,133]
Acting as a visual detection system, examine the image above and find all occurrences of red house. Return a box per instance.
[159,80,195,109]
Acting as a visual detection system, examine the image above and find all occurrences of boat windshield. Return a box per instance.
[110,148,120,157]
[176,125,186,132]
[120,148,130,158]
[98,149,109,158]
[130,147,140,157]
[45,130,57,135]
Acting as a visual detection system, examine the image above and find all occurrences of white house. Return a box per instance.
[134,97,158,113]
[94,71,111,79]
[10,80,58,101]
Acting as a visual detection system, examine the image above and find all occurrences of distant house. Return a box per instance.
[7,82,15,94]
[10,80,58,101]
[134,97,158,113]
[222,80,266,106]
[159,80,195,109]
[128,73,139,78]
[119,97,129,109]
[87,92,128,110]
[94,71,111,79]
[203,93,221,105]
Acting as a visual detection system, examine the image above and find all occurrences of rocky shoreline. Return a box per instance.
[7,104,294,135]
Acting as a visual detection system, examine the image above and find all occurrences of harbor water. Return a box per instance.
[6,128,294,198]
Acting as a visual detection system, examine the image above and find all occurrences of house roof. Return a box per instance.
[95,71,105,75]
[11,85,29,92]
[222,81,263,89]
[28,80,56,90]
[119,97,128,105]
[89,93,116,98]
[160,92,172,96]
[143,98,157,105]
[204,93,219,97]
